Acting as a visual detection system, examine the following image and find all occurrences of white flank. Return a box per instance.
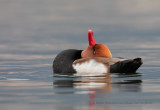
[72,59,108,75]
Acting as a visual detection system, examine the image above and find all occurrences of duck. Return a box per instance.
[53,30,143,74]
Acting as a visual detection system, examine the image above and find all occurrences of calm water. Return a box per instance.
[1,0,160,110]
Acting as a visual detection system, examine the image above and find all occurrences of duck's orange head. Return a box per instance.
[81,30,112,58]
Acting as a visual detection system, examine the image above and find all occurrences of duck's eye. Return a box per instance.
[93,51,96,55]
[92,44,96,55]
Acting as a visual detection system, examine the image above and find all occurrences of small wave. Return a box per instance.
[54,73,109,77]
[7,78,30,81]
[0,77,7,80]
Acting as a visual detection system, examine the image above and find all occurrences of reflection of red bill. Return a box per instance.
[89,88,95,110]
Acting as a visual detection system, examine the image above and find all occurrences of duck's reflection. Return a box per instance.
[53,73,142,110]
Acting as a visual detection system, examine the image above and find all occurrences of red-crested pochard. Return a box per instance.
[53,30,142,74]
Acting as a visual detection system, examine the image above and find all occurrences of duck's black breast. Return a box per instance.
[53,49,82,74]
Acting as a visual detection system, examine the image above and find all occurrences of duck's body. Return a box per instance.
[53,49,142,74]
[53,30,143,74]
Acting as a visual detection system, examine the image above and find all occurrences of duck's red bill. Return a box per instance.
[88,30,96,46]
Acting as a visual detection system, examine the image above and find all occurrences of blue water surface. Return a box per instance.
[1,0,160,110]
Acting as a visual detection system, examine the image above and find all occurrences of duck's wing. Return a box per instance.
[73,57,123,65]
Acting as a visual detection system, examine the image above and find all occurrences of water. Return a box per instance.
[1,0,160,110]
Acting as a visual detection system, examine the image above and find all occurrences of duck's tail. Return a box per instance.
[110,58,143,73]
